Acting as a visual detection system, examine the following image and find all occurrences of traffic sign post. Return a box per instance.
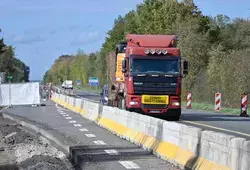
[88,77,99,92]
[88,77,99,87]
[7,76,12,81]
[76,79,81,86]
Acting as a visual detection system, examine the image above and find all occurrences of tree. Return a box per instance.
[0,29,30,83]
[0,29,6,55]
[43,1,250,107]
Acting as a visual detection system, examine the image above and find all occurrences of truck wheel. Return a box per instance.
[169,115,180,121]
[164,109,181,121]
[121,98,126,110]
[117,99,122,109]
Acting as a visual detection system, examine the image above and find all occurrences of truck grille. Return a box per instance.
[142,104,168,109]
[133,76,178,95]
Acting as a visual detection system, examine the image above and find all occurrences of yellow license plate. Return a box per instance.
[141,95,169,104]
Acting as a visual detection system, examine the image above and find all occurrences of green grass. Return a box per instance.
[73,85,241,115]
[74,86,101,94]
[181,102,240,115]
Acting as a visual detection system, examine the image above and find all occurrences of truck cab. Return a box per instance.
[107,34,188,121]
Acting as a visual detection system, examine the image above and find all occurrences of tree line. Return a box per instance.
[44,0,250,107]
[0,29,30,82]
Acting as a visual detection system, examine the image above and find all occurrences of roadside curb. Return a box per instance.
[1,112,77,158]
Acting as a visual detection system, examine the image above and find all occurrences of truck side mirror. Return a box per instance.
[183,61,188,75]
[122,60,127,73]
[182,60,189,75]
[111,85,116,90]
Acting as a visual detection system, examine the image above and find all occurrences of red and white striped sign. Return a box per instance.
[49,89,53,99]
[215,92,221,112]
[187,92,192,109]
[71,89,74,95]
[241,94,248,116]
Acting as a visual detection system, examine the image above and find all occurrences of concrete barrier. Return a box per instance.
[83,100,100,121]
[74,98,82,113]
[51,93,250,170]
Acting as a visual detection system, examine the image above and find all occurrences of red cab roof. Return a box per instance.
[126,34,177,48]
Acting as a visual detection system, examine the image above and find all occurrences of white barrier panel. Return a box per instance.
[83,100,99,121]
[75,99,82,109]
[0,82,40,106]
[51,93,250,170]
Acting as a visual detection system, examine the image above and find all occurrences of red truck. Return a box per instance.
[106,34,188,120]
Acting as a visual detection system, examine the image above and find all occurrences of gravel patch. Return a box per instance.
[0,115,74,170]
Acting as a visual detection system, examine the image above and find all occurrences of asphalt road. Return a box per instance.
[5,100,180,170]
[64,87,250,140]
[56,87,100,102]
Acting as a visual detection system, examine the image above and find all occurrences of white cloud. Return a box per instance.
[71,32,102,45]
[10,34,44,44]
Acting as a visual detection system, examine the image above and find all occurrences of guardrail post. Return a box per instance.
[186,92,192,109]
[240,93,249,117]
[215,92,221,112]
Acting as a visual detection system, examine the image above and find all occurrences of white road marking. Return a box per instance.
[85,134,96,138]
[73,124,82,127]
[65,117,72,119]
[119,161,140,169]
[79,128,88,132]
[181,119,250,138]
[93,140,106,145]
[104,149,119,155]
[69,120,76,123]
[63,114,69,117]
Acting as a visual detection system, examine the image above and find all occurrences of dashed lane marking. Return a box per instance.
[65,117,72,119]
[79,128,88,132]
[85,134,96,138]
[73,124,82,127]
[119,161,140,169]
[104,149,119,155]
[69,120,77,123]
[63,114,70,117]
[93,141,106,145]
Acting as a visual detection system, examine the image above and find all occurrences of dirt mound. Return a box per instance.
[0,117,73,170]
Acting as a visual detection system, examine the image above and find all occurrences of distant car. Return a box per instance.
[100,84,108,105]
[62,80,73,89]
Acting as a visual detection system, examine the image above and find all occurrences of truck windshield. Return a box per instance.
[131,58,180,74]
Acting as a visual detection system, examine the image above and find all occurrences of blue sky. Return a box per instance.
[0,0,249,80]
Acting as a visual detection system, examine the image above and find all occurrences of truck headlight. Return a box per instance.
[172,101,180,106]
[129,101,138,105]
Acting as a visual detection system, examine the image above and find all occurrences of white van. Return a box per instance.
[61,82,66,88]
[62,80,73,89]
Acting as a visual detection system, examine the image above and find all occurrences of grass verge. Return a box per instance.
[74,86,101,94]
[182,102,240,115]
[73,85,241,115]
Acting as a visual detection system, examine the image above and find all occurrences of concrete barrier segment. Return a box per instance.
[51,93,250,170]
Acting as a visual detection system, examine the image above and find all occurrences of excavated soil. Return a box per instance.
[0,114,74,170]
